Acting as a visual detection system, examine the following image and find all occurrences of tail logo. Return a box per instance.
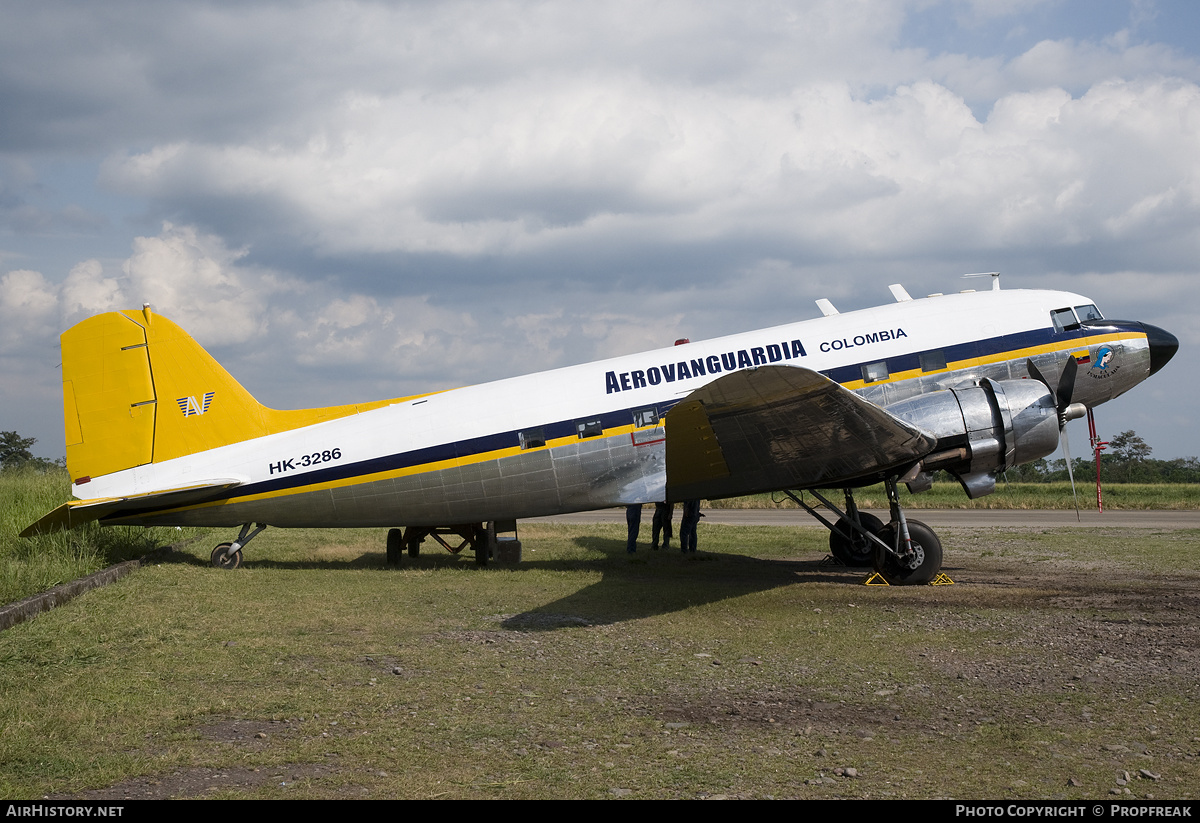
[177,392,216,417]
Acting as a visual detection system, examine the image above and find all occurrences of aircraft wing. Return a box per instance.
[665,365,936,501]
[19,479,242,537]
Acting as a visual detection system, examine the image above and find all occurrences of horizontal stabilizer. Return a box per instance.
[20,479,242,537]
[665,365,935,501]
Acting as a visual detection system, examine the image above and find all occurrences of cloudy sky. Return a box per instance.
[1,0,1196,465]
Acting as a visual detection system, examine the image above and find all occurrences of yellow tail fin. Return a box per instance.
[62,307,397,483]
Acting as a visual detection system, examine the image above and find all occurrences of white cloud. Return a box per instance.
[1007,34,1195,92]
[97,67,1200,280]
[0,269,57,348]
[60,260,124,321]
[121,222,271,344]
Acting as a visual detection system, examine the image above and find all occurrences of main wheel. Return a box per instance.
[829,512,884,567]
[386,528,402,566]
[872,519,942,585]
[473,525,490,567]
[211,542,242,570]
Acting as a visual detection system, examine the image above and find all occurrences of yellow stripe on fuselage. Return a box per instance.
[837,330,1138,391]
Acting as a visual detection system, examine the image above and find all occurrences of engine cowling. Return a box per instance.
[884,378,1060,498]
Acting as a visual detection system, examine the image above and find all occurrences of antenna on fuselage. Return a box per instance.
[963,271,1001,290]
[815,298,839,316]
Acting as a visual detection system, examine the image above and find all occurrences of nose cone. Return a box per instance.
[1143,322,1179,377]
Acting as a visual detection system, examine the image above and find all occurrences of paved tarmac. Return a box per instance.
[529,508,1200,529]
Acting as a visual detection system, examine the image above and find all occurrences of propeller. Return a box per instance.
[1027,356,1087,519]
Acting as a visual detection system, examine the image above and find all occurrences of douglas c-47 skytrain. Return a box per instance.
[23,278,1178,584]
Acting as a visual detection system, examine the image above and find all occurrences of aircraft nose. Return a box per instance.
[1142,322,1178,377]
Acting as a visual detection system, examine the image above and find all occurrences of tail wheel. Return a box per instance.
[386,528,403,566]
[211,542,242,570]
[872,519,942,585]
[829,512,884,567]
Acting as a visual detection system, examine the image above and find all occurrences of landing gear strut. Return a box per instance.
[785,478,944,585]
[385,524,490,566]
[210,523,267,569]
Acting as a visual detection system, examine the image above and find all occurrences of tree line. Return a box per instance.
[1002,430,1200,484]
[0,431,64,473]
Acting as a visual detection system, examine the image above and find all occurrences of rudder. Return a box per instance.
[63,306,273,483]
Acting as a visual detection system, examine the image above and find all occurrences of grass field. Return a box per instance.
[0,469,205,605]
[2,519,1199,799]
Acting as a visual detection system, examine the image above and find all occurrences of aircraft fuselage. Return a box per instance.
[90,287,1173,529]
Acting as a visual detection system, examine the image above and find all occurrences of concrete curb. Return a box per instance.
[0,540,196,632]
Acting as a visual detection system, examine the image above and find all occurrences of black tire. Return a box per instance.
[386,528,402,566]
[872,519,942,585]
[211,542,242,570]
[829,512,884,567]
[474,525,490,567]
[405,527,422,558]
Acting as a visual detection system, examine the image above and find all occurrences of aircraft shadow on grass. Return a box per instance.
[158,531,873,629]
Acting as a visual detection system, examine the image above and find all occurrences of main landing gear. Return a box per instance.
[784,480,944,585]
[385,524,491,567]
[210,522,267,569]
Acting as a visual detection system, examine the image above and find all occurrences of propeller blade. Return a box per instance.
[1028,355,1080,422]
[1029,356,1083,518]
[1061,424,1080,521]
[1056,355,1077,411]
[1026,357,1050,394]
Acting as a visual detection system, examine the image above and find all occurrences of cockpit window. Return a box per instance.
[1074,303,1103,322]
[1051,308,1080,333]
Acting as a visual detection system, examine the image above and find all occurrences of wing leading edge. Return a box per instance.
[664,365,936,501]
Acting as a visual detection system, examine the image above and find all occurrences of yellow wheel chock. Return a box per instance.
[863,571,955,586]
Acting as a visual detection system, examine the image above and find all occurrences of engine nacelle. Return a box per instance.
[885,379,1060,498]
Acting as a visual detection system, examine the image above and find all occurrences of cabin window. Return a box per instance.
[861,360,889,383]
[1075,303,1103,322]
[1051,308,1079,332]
[576,419,603,439]
[920,350,947,372]
[632,407,659,428]
[518,428,546,450]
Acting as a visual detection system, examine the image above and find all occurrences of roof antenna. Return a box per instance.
[815,298,839,316]
[962,272,1001,291]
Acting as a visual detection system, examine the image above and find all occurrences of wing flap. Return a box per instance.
[665,365,935,501]
[20,479,242,537]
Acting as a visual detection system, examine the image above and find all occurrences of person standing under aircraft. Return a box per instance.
[679,499,702,553]
[625,503,642,553]
[652,501,673,550]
